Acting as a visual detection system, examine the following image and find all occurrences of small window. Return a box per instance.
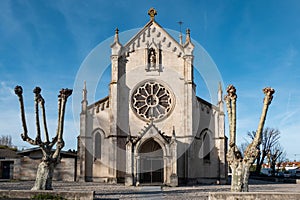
[94,132,101,160]
[203,133,210,161]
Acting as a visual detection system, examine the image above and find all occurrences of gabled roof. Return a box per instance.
[123,18,185,57]
[88,96,109,109]
[197,96,219,111]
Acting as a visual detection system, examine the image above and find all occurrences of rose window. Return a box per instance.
[131,81,174,121]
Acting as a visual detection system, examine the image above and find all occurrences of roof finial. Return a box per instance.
[218,82,222,92]
[83,81,87,100]
[114,27,119,43]
[148,8,157,21]
[171,126,176,141]
[186,28,191,43]
[81,81,88,112]
[178,21,183,45]
[218,82,224,110]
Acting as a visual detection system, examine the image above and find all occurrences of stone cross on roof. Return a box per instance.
[148,8,157,21]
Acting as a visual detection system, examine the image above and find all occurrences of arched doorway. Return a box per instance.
[139,139,164,184]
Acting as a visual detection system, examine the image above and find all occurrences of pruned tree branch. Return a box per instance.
[14,86,35,145]
[253,88,275,146]
[50,90,63,148]
[53,88,72,160]
[33,87,42,145]
[224,85,237,148]
[39,93,50,144]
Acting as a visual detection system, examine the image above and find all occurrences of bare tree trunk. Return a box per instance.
[31,161,55,190]
[242,163,251,192]
[229,154,243,191]
[228,155,252,192]
[225,85,274,192]
[255,151,261,174]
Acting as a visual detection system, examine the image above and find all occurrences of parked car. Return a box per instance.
[276,171,284,177]
[283,171,291,178]
[261,168,272,176]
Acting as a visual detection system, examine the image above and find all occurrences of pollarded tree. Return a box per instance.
[14,86,72,190]
[225,85,274,192]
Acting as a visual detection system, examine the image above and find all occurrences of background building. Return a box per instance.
[0,146,77,181]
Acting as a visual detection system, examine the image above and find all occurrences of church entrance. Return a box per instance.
[139,139,164,184]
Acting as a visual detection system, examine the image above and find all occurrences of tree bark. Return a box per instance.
[31,161,55,190]
[229,158,254,192]
[230,159,243,191]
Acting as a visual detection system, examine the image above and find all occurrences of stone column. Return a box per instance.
[108,137,117,183]
[136,156,140,186]
[164,156,169,184]
[109,29,122,183]
[170,139,178,186]
[125,141,133,186]
[78,82,88,182]
[217,83,228,184]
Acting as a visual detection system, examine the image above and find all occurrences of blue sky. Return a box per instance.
[0,0,300,160]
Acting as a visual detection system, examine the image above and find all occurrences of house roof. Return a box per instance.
[17,147,77,158]
[0,146,20,159]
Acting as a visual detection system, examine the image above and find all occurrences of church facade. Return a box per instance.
[77,8,227,186]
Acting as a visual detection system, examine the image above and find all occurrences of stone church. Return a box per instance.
[78,8,227,186]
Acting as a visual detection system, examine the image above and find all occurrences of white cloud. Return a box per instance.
[280,122,300,158]
[0,81,15,99]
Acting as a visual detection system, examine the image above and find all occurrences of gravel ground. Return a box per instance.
[1,179,300,199]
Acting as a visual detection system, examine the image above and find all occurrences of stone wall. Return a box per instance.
[0,190,94,200]
[209,192,300,200]
[14,157,76,181]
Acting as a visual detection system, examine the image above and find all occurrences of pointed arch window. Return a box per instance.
[196,129,212,162]
[203,132,211,161]
[94,132,101,160]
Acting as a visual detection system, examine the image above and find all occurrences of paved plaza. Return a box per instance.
[1,179,300,199]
